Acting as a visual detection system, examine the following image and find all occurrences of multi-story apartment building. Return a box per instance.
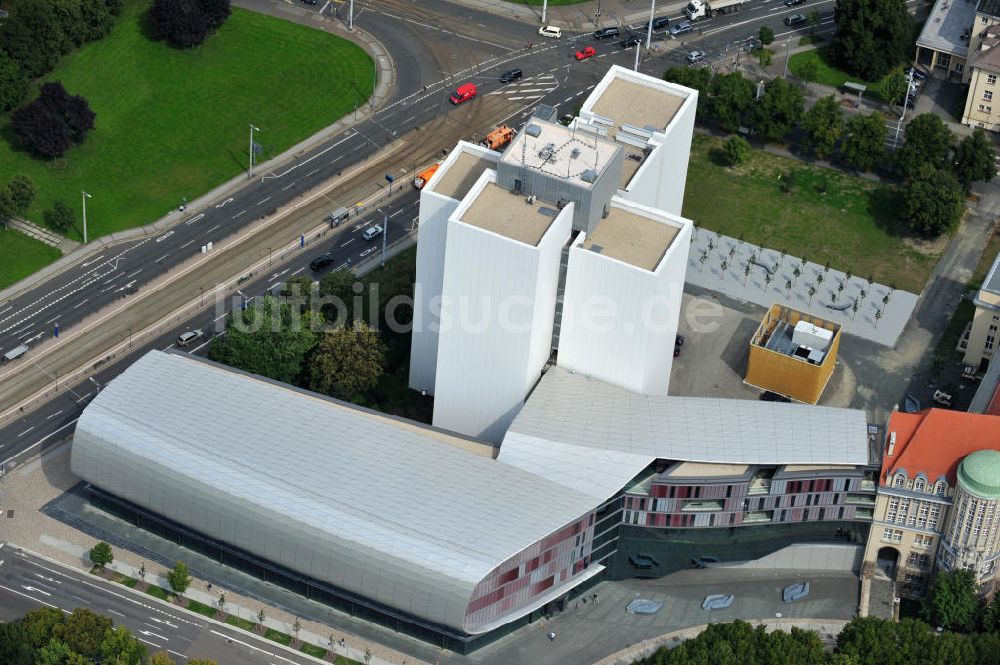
[863,408,1000,598]
[962,251,1000,372]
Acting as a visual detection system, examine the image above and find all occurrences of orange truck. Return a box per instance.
[482,125,515,151]
[412,163,441,189]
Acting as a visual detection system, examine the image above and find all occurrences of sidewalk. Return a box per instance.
[0,2,395,305]
[450,0,690,29]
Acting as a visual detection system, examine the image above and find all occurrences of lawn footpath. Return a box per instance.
[788,48,901,101]
[0,0,374,241]
[682,134,939,294]
[0,228,63,289]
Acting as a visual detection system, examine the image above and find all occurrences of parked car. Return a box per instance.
[310,254,335,272]
[932,389,953,406]
[784,13,807,26]
[702,594,735,610]
[558,113,575,126]
[783,581,810,602]
[669,21,693,37]
[176,329,204,347]
[784,0,806,5]
[593,26,619,39]
[538,25,562,38]
[645,16,670,31]
[686,49,706,64]
[575,46,597,61]
[905,66,928,81]
[449,82,477,104]
[500,68,523,83]
[362,224,384,241]
[620,34,641,48]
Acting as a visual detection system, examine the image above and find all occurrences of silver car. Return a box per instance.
[686,49,706,64]
[176,329,204,347]
[669,21,693,37]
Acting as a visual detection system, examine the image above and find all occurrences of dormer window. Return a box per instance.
[935,480,948,496]
[914,478,926,493]
[894,473,906,488]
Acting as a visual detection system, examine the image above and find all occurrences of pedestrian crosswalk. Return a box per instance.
[489,74,559,102]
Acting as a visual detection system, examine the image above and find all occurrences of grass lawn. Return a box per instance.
[682,134,939,293]
[226,615,256,631]
[0,0,373,241]
[972,220,1000,288]
[145,584,171,601]
[788,48,900,101]
[0,229,62,290]
[186,599,217,618]
[264,628,292,646]
[299,643,327,658]
[122,577,138,588]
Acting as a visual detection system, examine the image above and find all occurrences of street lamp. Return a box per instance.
[542,0,548,24]
[81,191,91,244]
[645,0,655,51]
[249,124,260,178]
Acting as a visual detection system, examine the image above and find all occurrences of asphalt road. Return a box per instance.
[0,545,323,664]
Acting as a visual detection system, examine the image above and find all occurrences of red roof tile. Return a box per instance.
[882,409,1000,486]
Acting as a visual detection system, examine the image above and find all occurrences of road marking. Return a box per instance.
[232,210,247,219]
[0,307,10,316]
[2,418,78,467]
[46,410,63,420]
[17,328,36,340]
[306,168,320,177]
[188,338,211,354]
[154,254,168,263]
[18,426,35,437]
[267,282,280,292]
[21,585,50,596]
[183,213,205,226]
[107,609,126,617]
[214,198,234,209]
[140,629,169,642]
[126,269,142,279]
[0,583,60,609]
[256,197,271,206]
[341,239,354,247]
[509,95,544,101]
[73,299,89,309]
[138,638,162,649]
[81,255,104,267]
[214,311,228,322]
[208,630,299,664]
[206,224,220,234]
[402,115,416,125]
[163,343,174,351]
[281,182,296,191]
[156,230,175,243]
[76,392,92,403]
[390,209,406,218]
[180,239,195,249]
[291,267,305,276]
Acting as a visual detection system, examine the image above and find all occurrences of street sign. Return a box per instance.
[385,174,395,183]
[252,141,263,155]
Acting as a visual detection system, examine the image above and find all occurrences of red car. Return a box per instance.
[575,46,596,61]
[449,82,477,105]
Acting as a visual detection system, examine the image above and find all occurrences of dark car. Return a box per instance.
[905,66,928,81]
[784,0,806,5]
[784,13,807,26]
[645,16,670,31]
[309,254,335,272]
[620,34,641,48]
[500,68,523,83]
[593,26,619,39]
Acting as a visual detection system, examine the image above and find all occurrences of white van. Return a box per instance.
[362,224,384,241]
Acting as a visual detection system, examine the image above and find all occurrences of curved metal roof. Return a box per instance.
[500,367,871,498]
[959,449,1000,499]
[70,351,596,633]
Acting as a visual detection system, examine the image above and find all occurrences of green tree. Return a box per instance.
[99,625,146,665]
[0,621,34,665]
[807,10,822,35]
[187,659,219,665]
[972,632,1000,665]
[925,569,979,632]
[18,607,66,650]
[757,48,772,68]
[52,608,113,660]
[797,60,820,86]
[148,653,176,665]
[306,322,385,401]
[43,200,76,234]
[166,561,191,596]
[6,175,36,216]
[0,1,70,79]
[280,275,317,314]
[902,166,965,238]
[721,135,751,167]
[759,25,774,46]
[89,541,113,568]
[209,296,318,385]
[952,127,996,191]
[707,72,754,132]
[831,0,911,80]
[883,71,908,110]
[897,113,955,179]
[318,268,358,325]
[0,52,28,113]
[663,66,713,120]
[149,0,231,49]
[801,95,844,159]
[840,112,886,171]
[35,638,87,665]
[751,77,804,141]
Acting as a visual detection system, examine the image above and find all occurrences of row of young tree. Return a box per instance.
[632,614,1000,665]
[0,0,124,114]
[0,606,218,665]
[664,65,996,238]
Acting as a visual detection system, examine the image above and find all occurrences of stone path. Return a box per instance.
[684,229,918,347]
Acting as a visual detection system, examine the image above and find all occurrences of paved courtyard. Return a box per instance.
[685,230,919,347]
